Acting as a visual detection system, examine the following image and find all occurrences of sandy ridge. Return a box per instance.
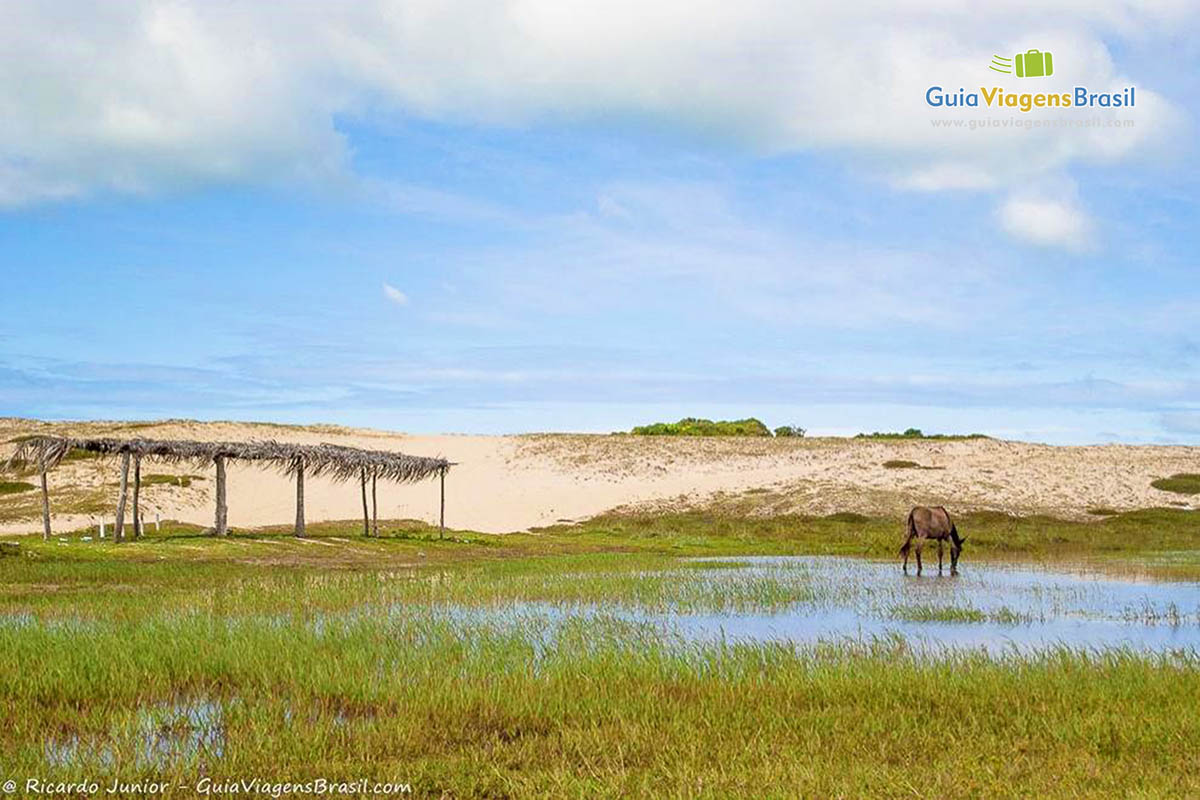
[1,419,1197,534]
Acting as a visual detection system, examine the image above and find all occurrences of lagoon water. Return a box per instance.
[671,556,1200,653]
[458,556,1200,655]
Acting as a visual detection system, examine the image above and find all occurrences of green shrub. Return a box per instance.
[773,425,806,437]
[1151,474,1200,495]
[0,481,36,495]
[631,417,771,437]
[856,428,988,441]
[882,460,920,469]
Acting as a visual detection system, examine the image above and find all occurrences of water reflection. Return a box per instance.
[449,556,1200,655]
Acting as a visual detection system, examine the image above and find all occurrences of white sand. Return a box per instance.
[1,419,1197,534]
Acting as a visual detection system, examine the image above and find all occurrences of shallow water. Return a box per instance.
[44,699,223,769]
[452,556,1200,655]
[671,556,1200,653]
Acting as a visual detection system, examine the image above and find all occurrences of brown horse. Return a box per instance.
[900,506,965,575]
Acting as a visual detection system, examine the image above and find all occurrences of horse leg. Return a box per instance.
[900,534,914,573]
[915,540,924,576]
[938,540,944,573]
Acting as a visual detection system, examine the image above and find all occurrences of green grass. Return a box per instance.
[887,603,1031,624]
[62,448,104,462]
[631,417,771,436]
[139,473,203,488]
[2,507,1200,796]
[0,480,36,494]
[1152,473,1200,495]
[1,604,1196,797]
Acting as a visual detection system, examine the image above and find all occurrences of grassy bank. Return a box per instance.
[1,508,1199,797]
[2,610,1196,798]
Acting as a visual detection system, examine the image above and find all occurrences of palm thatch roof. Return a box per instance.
[4,435,451,485]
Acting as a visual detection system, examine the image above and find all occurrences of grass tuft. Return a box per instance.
[1151,474,1200,495]
[139,474,203,488]
[882,459,920,469]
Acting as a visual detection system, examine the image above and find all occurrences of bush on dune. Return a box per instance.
[856,428,988,441]
[631,417,772,437]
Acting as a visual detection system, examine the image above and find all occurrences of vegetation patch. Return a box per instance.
[882,459,921,469]
[1088,507,1120,517]
[0,481,36,495]
[823,511,870,524]
[773,425,806,437]
[0,536,1197,797]
[1151,474,1200,495]
[856,427,988,440]
[888,604,1030,624]
[631,417,771,436]
[139,474,203,488]
[62,448,103,462]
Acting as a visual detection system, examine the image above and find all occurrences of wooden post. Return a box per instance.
[214,455,228,537]
[439,467,445,540]
[371,470,378,537]
[360,467,369,537]
[39,468,51,542]
[132,454,142,539]
[294,460,306,538]
[114,451,130,543]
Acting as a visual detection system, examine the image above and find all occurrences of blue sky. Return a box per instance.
[2,2,1198,443]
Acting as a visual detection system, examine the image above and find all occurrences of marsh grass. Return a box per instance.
[2,508,1200,796]
[1,602,1197,798]
[887,603,1032,624]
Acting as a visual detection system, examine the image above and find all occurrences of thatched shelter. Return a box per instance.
[5,436,453,541]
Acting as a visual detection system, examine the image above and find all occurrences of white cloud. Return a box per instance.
[894,163,999,192]
[0,0,1192,248]
[998,193,1093,251]
[382,283,409,306]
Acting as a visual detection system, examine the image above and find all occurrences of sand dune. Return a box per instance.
[1,418,1197,535]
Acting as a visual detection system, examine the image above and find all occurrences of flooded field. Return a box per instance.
[4,526,1200,796]
[446,556,1200,655]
